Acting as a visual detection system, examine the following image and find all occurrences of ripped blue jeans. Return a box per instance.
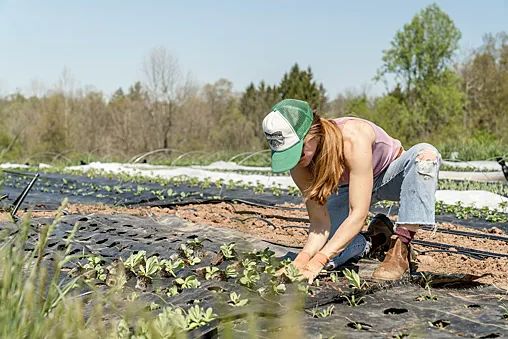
[326,143,441,269]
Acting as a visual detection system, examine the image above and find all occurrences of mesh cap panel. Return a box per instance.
[272,99,313,139]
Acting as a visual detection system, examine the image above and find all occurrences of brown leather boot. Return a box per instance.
[371,235,410,281]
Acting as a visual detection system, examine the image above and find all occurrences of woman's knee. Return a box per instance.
[409,143,441,179]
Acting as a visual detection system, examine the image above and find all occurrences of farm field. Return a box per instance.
[1,164,508,338]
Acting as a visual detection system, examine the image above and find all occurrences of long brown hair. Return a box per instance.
[304,113,346,205]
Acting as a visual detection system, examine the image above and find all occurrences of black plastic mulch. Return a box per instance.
[1,212,507,338]
[1,170,508,337]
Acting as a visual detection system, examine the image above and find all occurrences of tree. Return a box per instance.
[377,4,461,100]
[239,81,279,146]
[459,32,508,137]
[278,64,327,111]
[376,4,464,140]
[143,47,191,150]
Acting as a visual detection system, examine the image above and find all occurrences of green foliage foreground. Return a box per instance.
[0,202,310,339]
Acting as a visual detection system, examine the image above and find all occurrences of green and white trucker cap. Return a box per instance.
[262,99,313,172]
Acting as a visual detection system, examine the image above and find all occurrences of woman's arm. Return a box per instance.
[317,123,374,260]
[290,164,331,259]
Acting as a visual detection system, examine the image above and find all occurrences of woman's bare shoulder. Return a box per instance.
[341,119,376,144]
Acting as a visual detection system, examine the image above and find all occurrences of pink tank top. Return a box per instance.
[333,117,402,184]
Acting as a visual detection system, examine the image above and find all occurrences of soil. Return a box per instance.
[0,203,176,222]
[173,202,508,290]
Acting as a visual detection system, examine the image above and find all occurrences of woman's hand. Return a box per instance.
[301,252,329,284]
[275,251,311,276]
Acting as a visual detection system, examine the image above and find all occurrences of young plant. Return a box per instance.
[264,264,276,275]
[228,292,249,307]
[82,256,107,281]
[239,268,260,288]
[225,264,238,278]
[138,256,161,281]
[185,305,217,330]
[204,266,220,280]
[307,305,335,318]
[178,244,201,265]
[343,268,366,289]
[416,273,438,301]
[124,251,146,273]
[270,281,286,295]
[284,264,303,282]
[174,275,201,289]
[160,258,185,277]
[344,294,365,307]
[255,247,275,264]
[241,258,257,270]
[342,268,366,307]
[219,242,236,259]
[165,286,179,297]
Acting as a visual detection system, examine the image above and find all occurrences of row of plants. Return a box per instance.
[3,166,507,223]
[3,205,507,338]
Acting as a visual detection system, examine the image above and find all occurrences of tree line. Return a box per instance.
[0,4,507,163]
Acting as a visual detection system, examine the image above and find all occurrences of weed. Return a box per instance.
[417,273,438,302]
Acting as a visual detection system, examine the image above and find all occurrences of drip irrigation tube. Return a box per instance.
[411,239,508,259]
[420,225,508,243]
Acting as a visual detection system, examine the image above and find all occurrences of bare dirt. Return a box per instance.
[174,202,508,289]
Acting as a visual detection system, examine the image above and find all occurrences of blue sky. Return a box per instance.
[1,0,507,97]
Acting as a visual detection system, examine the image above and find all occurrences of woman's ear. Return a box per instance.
[298,137,319,167]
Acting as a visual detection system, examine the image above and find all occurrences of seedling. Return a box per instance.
[330,272,339,283]
[270,281,286,295]
[178,244,201,265]
[255,247,275,264]
[264,264,276,275]
[417,273,438,301]
[284,264,303,282]
[228,292,249,307]
[307,305,335,318]
[342,268,366,289]
[166,286,179,297]
[204,266,220,280]
[239,268,260,288]
[186,305,216,330]
[225,264,238,278]
[428,319,450,329]
[82,256,107,281]
[160,259,185,277]
[344,294,365,307]
[342,268,366,307]
[174,275,201,289]
[220,243,236,259]
[241,258,257,270]
[138,256,161,281]
[124,251,146,273]
[186,238,203,250]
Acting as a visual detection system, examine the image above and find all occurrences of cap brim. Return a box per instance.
[270,139,304,173]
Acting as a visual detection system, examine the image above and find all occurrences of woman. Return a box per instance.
[262,99,441,282]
